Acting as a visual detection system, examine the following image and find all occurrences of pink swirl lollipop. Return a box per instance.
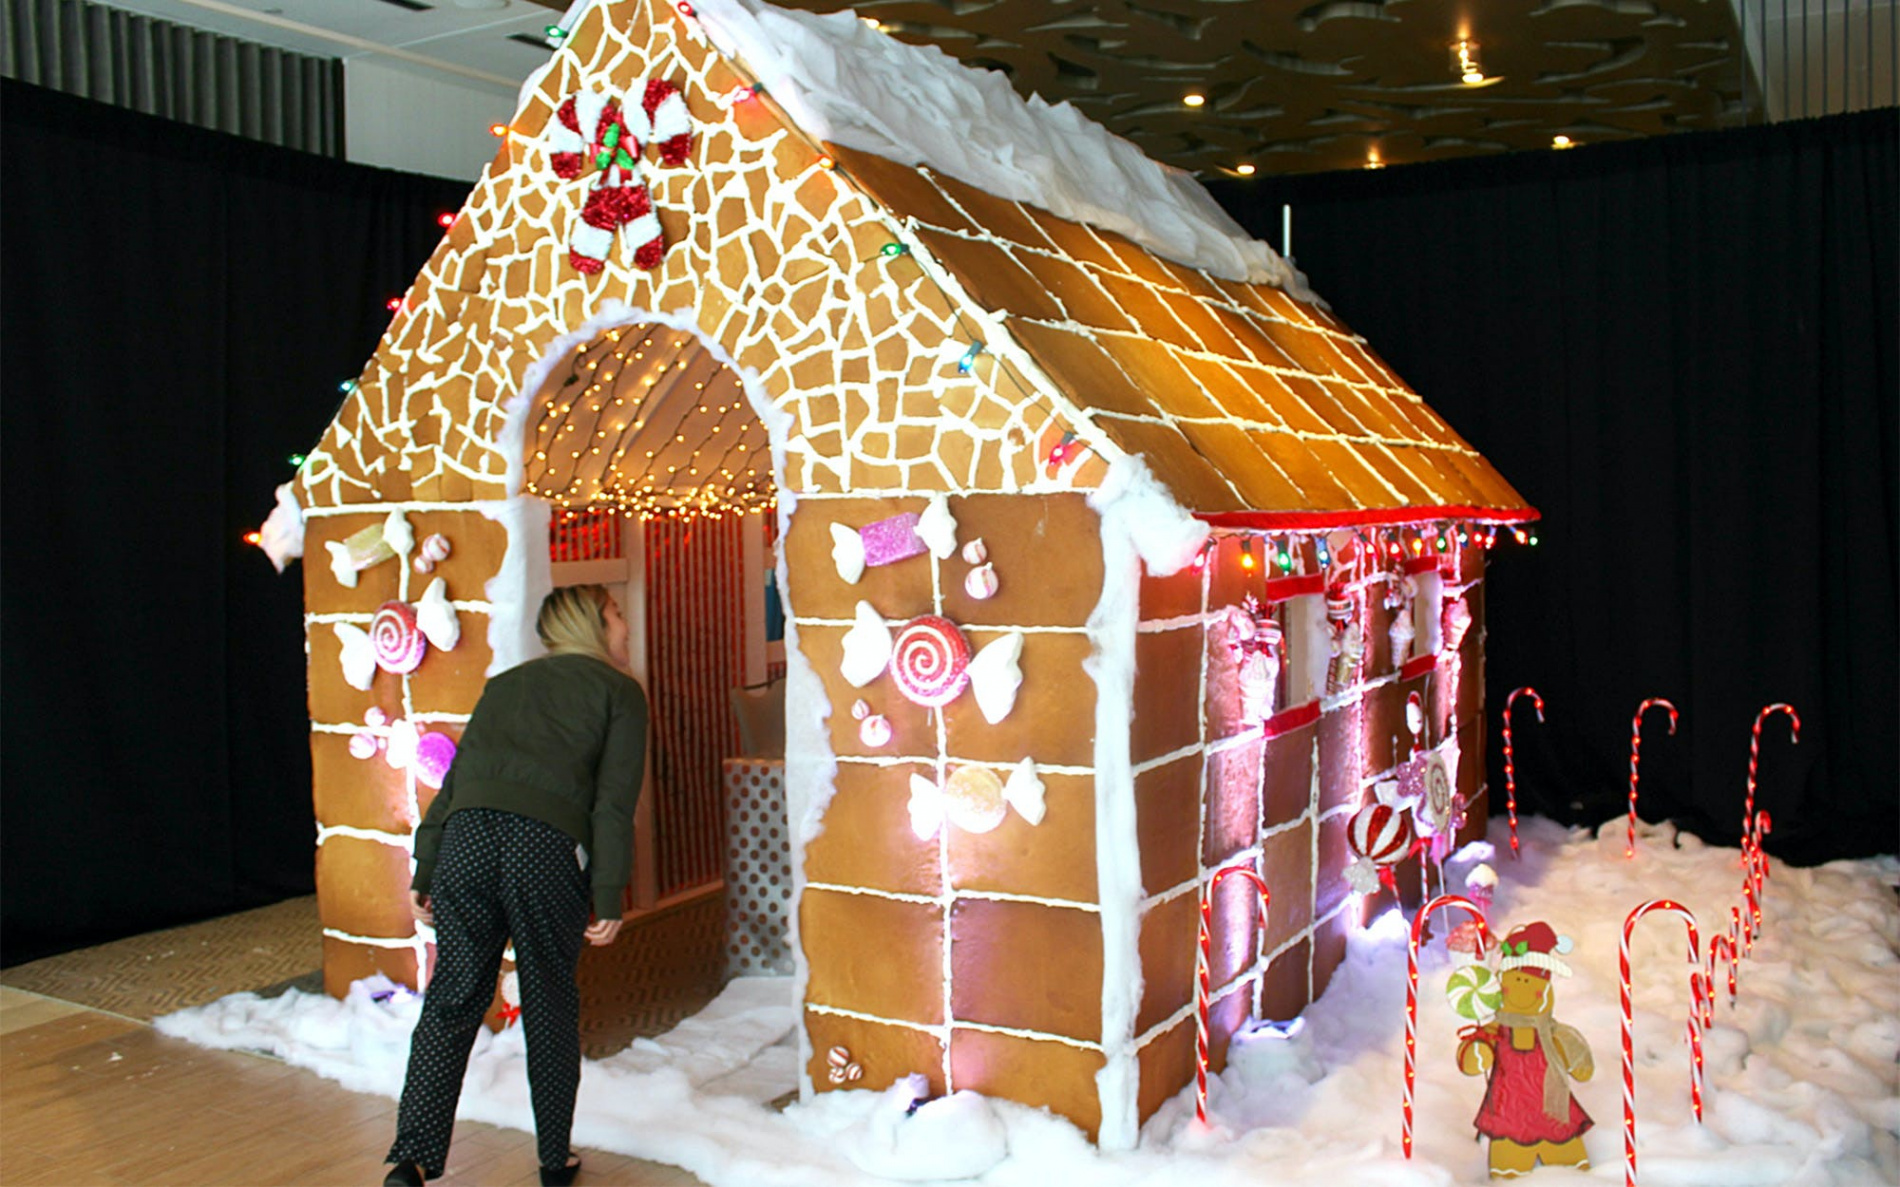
[370,600,428,674]
[889,616,971,707]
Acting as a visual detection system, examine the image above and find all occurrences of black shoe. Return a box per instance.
[383,1163,425,1186]
[540,1153,582,1186]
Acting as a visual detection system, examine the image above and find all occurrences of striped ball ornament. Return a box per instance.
[1348,802,1415,866]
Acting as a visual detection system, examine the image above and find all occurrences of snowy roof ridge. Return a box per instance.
[687,0,1315,298]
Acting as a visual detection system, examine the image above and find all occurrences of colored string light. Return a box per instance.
[1194,865,1271,1128]
[956,340,985,375]
[338,379,357,393]
[1626,698,1679,859]
[1500,687,1544,859]
[1239,538,1255,571]
[436,212,456,228]
[288,453,307,468]
[879,241,909,258]
[544,23,567,40]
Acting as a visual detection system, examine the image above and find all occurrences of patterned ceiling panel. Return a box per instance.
[537,1,1749,174]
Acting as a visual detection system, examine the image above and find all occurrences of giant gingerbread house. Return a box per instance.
[256,0,1533,1150]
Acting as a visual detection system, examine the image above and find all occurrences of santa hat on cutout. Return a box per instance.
[1495,921,1574,979]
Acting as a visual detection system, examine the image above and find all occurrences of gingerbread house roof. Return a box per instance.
[822,144,1531,528]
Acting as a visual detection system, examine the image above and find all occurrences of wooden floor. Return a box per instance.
[0,987,709,1186]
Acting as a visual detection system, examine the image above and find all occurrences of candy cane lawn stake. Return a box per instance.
[1626,698,1679,858]
[1743,811,1773,947]
[1744,704,1799,849]
[1705,923,1739,1025]
[1194,865,1271,1128]
[1501,687,1544,859]
[1620,899,1706,1187]
[1402,894,1492,1158]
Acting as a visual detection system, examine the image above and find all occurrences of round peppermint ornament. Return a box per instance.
[1447,963,1502,1021]
[889,615,972,707]
[371,600,428,674]
[1344,802,1416,894]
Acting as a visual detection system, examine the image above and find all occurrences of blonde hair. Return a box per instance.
[537,584,616,665]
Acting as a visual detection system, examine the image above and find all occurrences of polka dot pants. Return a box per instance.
[387,809,591,1178]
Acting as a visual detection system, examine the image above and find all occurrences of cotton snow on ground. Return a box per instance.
[157,818,1899,1186]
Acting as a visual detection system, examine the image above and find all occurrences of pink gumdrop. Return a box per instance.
[963,563,998,600]
[348,732,379,760]
[413,731,458,789]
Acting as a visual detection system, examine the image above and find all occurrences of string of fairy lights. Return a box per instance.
[523,325,775,521]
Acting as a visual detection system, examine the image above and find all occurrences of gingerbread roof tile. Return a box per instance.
[826,143,1532,528]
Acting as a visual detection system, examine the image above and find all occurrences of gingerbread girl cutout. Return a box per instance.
[1456,922,1595,1177]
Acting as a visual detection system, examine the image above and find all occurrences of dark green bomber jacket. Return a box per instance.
[412,652,648,920]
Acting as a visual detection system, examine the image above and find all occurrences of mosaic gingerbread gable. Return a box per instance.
[270,0,1534,1153]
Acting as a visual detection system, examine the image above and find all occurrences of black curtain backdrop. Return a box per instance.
[1209,110,1898,866]
[2,81,473,964]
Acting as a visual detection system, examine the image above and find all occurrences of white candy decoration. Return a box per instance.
[907,773,945,840]
[830,522,867,585]
[916,493,958,559]
[422,533,451,563]
[964,631,1025,724]
[382,509,414,557]
[1004,758,1046,826]
[840,601,894,687]
[257,483,304,573]
[348,733,379,760]
[416,578,461,652]
[385,718,420,772]
[365,707,388,727]
[334,623,376,690]
[325,540,361,589]
[963,563,998,600]
[960,538,988,565]
[860,715,892,747]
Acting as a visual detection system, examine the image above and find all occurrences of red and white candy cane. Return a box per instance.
[1705,919,1739,1025]
[1744,703,1799,850]
[1620,899,1706,1187]
[1626,698,1679,859]
[1401,894,1491,1158]
[1194,865,1271,1128]
[1742,810,1773,947]
[549,81,692,272]
[1501,687,1544,859]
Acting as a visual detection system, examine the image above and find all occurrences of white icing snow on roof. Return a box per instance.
[686,0,1312,295]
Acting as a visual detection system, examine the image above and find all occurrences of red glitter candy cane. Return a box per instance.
[1621,899,1705,1187]
[1501,687,1544,859]
[1193,865,1271,1128]
[1744,704,1799,852]
[1401,894,1491,1158]
[1626,698,1679,859]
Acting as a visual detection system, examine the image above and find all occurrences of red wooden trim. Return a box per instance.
[1399,653,1439,682]
[1262,700,1321,739]
[1264,573,1325,602]
[1402,556,1441,576]
[1197,504,1539,531]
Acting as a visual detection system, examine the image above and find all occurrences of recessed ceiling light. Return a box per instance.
[1183,92,1206,108]
[1452,38,1485,86]
[1552,134,1576,149]
[1234,163,1256,176]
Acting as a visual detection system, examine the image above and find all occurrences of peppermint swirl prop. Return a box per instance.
[371,601,428,674]
[1401,894,1491,1159]
[548,82,692,273]
[1193,865,1271,1128]
[1626,698,1679,859]
[1619,899,1707,1187]
[1501,687,1544,859]
[890,616,972,706]
[1346,802,1415,895]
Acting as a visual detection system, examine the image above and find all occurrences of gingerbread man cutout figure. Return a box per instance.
[1456,922,1594,1178]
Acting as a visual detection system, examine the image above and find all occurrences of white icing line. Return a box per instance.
[804,881,1101,914]
[792,616,1087,635]
[316,824,413,847]
[834,754,1093,776]
[321,928,420,949]
[1131,742,1203,778]
[803,1002,1107,1054]
[1136,611,1213,633]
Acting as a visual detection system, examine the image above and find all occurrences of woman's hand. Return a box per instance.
[409,891,434,927]
[583,917,622,947]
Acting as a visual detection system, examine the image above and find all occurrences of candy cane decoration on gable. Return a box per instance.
[1744,703,1799,854]
[1194,865,1271,1127]
[1620,899,1706,1187]
[1626,698,1678,858]
[549,81,693,273]
[1501,686,1544,859]
[1401,894,1492,1158]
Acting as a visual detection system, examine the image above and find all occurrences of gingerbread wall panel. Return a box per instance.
[940,631,1096,767]
[1258,937,1312,1024]
[802,763,940,896]
[1202,738,1263,866]
[945,772,1097,903]
[1135,891,1199,1035]
[1131,627,1202,763]
[1134,755,1202,896]
[1136,1018,1197,1126]
[948,1028,1105,1141]
[1259,821,1315,955]
[1262,724,1315,829]
[950,899,1103,1041]
[310,732,414,835]
[314,836,416,940]
[805,1009,946,1099]
[800,889,945,1025]
[321,936,421,1000]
